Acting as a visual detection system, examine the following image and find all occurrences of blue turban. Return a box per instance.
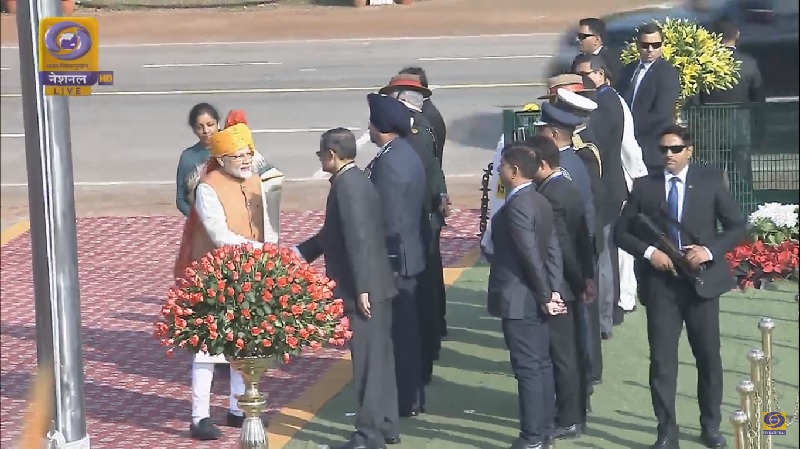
[367,93,412,137]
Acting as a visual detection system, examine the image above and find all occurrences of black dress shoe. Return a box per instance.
[384,436,401,445]
[591,377,603,386]
[601,330,613,340]
[612,306,625,326]
[189,418,221,440]
[509,438,549,449]
[553,423,582,439]
[700,428,727,448]
[225,412,269,428]
[650,434,680,449]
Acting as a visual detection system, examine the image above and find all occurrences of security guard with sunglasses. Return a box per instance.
[614,125,746,449]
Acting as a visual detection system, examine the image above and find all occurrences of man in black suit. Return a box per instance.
[364,93,428,418]
[699,19,764,104]
[574,54,630,334]
[527,135,596,440]
[697,19,765,190]
[571,17,623,84]
[295,128,401,449]
[488,142,567,449]
[614,125,747,449]
[379,75,450,384]
[397,66,452,339]
[615,22,681,172]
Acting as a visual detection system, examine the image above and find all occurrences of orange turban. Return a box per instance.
[209,110,255,158]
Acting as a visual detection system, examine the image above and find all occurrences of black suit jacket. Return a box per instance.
[487,184,563,320]
[408,111,448,233]
[613,164,747,301]
[571,46,624,84]
[365,137,427,277]
[699,48,764,104]
[588,85,627,225]
[297,165,398,312]
[422,99,447,167]
[615,58,681,168]
[537,175,595,300]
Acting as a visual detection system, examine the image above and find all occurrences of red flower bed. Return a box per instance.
[726,240,800,290]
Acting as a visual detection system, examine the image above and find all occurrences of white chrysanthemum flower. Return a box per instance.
[748,203,799,229]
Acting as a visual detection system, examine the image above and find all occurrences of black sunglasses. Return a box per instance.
[659,145,686,154]
[639,41,663,50]
[577,33,596,40]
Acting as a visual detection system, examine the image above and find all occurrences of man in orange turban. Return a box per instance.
[174,110,284,440]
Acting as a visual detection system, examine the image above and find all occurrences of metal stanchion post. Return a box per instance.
[748,349,766,449]
[15,0,89,446]
[731,410,750,449]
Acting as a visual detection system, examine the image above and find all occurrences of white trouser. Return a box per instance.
[618,248,638,311]
[191,362,246,421]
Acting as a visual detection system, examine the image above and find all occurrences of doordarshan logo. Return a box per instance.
[43,21,93,61]
[762,411,787,436]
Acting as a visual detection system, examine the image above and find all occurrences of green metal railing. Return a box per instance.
[496,101,799,216]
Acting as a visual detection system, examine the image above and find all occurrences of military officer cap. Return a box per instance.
[534,97,586,129]
[367,93,412,137]
[553,88,598,119]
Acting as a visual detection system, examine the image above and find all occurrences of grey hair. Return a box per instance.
[392,89,424,110]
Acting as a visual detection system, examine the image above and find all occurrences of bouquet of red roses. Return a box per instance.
[154,243,351,364]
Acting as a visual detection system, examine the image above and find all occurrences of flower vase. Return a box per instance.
[229,356,275,449]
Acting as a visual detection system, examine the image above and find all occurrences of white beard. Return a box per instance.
[223,165,253,179]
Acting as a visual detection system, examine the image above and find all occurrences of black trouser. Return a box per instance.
[644,283,723,434]
[348,298,400,445]
[548,302,585,427]
[416,266,440,385]
[392,275,425,413]
[431,228,448,335]
[502,308,554,445]
[576,268,603,386]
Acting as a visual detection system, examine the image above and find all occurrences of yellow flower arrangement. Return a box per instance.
[621,18,741,103]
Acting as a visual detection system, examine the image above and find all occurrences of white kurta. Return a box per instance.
[192,171,283,364]
[615,91,647,311]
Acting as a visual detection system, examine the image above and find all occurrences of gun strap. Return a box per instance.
[659,210,702,246]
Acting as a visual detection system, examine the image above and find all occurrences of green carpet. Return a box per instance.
[285,266,800,449]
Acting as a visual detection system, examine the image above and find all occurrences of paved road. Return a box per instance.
[0,34,560,185]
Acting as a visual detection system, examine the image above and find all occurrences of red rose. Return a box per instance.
[235,338,245,350]
[261,339,272,348]
[242,282,252,293]
[251,327,262,336]
[225,332,234,341]
[242,309,252,320]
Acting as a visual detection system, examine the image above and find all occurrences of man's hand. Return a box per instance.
[649,249,675,273]
[439,194,452,218]
[357,293,371,319]
[542,292,568,315]
[581,279,597,303]
[683,245,711,270]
